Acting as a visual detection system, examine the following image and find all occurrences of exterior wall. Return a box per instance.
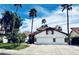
[0,36,8,43]
[2,36,8,43]
[35,31,67,45]
[70,31,79,38]
[35,38,67,45]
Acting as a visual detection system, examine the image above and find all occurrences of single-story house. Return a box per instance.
[70,27,79,45]
[34,27,68,45]
[0,24,8,43]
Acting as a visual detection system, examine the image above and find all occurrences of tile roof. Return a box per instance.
[35,27,68,35]
[24,27,68,36]
[36,26,48,31]
[71,27,79,34]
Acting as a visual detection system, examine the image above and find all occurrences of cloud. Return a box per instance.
[25,5,51,17]
[34,5,51,16]
[20,5,79,33]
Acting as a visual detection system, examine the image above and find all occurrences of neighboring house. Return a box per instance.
[34,27,68,45]
[0,24,7,43]
[70,27,79,45]
[70,28,79,37]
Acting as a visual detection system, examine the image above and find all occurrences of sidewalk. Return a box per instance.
[0,49,18,55]
[0,45,79,55]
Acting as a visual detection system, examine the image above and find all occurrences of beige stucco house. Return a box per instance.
[70,28,79,38]
[70,27,79,45]
[35,27,68,45]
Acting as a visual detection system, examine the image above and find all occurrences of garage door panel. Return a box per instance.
[36,37,66,45]
[36,38,52,44]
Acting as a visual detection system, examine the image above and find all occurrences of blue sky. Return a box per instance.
[0,4,60,19]
[0,4,79,33]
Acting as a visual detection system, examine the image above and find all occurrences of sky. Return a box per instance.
[0,4,79,33]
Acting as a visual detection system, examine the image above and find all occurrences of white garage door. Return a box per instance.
[36,37,67,45]
[36,38,53,44]
[54,38,65,44]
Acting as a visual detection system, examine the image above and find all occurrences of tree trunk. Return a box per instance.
[31,17,33,34]
[30,17,34,44]
[67,8,70,45]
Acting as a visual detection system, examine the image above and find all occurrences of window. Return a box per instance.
[65,38,68,42]
[46,30,54,35]
[53,38,56,42]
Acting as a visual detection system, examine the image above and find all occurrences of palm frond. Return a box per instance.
[29,8,37,17]
[61,4,66,12]
[14,4,22,7]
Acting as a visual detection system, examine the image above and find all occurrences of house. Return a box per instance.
[70,27,79,45]
[34,27,68,45]
[70,27,79,37]
[0,24,7,43]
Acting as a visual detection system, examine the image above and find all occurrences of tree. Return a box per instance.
[0,11,13,33]
[1,11,23,45]
[29,8,37,34]
[55,25,62,32]
[14,4,22,13]
[61,4,72,44]
[42,19,46,24]
[0,11,22,34]
[7,31,26,45]
[29,8,37,44]
[13,4,22,33]
[41,19,48,27]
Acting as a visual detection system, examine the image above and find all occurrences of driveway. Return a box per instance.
[18,45,79,55]
[1,45,79,55]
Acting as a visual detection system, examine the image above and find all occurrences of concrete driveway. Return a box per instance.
[18,45,79,55]
[1,45,79,55]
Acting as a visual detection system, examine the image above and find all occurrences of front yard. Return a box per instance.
[0,43,29,50]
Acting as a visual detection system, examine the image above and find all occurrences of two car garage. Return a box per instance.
[35,37,68,45]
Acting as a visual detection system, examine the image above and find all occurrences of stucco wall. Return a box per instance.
[35,30,67,45]
[70,31,79,38]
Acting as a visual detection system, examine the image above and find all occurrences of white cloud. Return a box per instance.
[20,5,79,33]
[34,5,51,16]
[25,5,51,17]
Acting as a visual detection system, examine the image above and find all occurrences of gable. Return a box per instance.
[35,30,67,38]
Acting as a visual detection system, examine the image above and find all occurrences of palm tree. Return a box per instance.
[29,8,37,44]
[61,4,72,44]
[14,4,22,13]
[29,8,37,34]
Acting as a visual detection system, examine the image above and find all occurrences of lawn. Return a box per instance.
[0,43,29,50]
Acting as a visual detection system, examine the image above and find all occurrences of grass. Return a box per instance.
[13,44,29,50]
[0,43,29,50]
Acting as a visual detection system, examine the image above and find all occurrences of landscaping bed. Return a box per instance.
[0,43,29,50]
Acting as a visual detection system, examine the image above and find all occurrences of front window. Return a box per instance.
[53,38,56,42]
[65,38,68,42]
